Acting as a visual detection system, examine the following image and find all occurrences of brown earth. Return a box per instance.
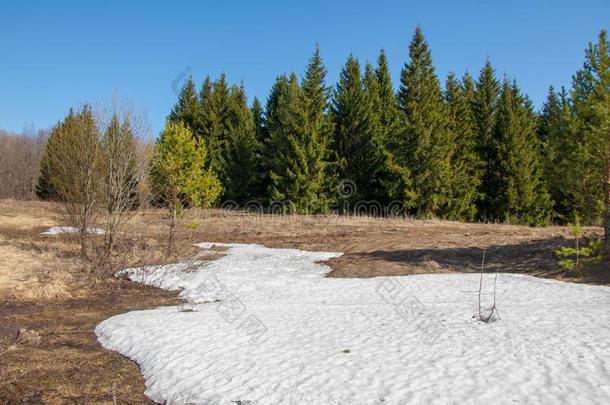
[0,199,607,403]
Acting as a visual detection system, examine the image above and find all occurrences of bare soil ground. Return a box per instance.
[0,200,607,403]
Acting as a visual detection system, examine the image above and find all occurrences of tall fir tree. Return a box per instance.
[444,72,482,221]
[331,55,385,204]
[251,97,265,145]
[539,86,579,222]
[473,60,501,220]
[396,27,453,217]
[250,96,266,198]
[493,79,551,225]
[222,85,260,202]
[168,77,201,137]
[265,47,334,213]
[375,49,401,148]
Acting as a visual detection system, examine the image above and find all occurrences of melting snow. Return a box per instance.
[95,242,610,404]
[41,226,106,235]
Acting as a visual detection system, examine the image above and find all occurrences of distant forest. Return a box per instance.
[11,28,610,234]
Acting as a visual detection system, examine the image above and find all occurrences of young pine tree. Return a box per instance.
[150,121,222,253]
[571,30,610,245]
[396,27,453,217]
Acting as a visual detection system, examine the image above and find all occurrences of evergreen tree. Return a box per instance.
[570,30,610,243]
[375,49,401,148]
[222,85,260,202]
[396,27,453,217]
[204,74,232,176]
[168,77,200,136]
[493,79,551,225]
[36,109,76,200]
[250,97,266,198]
[261,76,292,202]
[473,60,500,220]
[539,86,578,222]
[251,97,265,145]
[331,55,385,203]
[444,72,482,220]
[150,121,222,251]
[266,47,334,213]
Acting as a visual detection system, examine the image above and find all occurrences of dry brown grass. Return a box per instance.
[0,199,607,403]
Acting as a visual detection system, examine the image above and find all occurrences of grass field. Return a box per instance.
[0,199,607,403]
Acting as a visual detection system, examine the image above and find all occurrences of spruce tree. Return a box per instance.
[396,27,453,217]
[206,74,232,176]
[250,97,266,198]
[251,97,265,145]
[264,73,309,211]
[444,72,482,221]
[493,79,551,225]
[36,109,76,200]
[168,77,200,137]
[222,85,260,203]
[266,47,334,213]
[539,86,578,222]
[473,60,500,220]
[375,49,401,148]
[332,55,385,203]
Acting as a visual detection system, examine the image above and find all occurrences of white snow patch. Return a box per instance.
[96,242,610,404]
[41,226,106,235]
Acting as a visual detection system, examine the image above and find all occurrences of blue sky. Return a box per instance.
[1,0,608,136]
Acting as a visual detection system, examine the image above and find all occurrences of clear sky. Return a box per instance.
[1,0,608,136]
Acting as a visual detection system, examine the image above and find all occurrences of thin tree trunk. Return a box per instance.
[168,204,177,256]
[602,144,610,252]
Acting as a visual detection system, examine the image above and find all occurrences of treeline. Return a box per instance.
[32,28,609,236]
[156,28,609,229]
[0,128,48,200]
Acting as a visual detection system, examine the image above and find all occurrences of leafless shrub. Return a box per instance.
[0,127,48,200]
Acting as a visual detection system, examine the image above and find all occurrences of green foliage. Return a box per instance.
[37,106,102,203]
[492,80,551,225]
[473,60,501,220]
[36,109,76,200]
[331,55,386,203]
[571,30,610,238]
[150,121,222,210]
[168,77,200,137]
[443,72,482,221]
[539,86,580,223]
[264,47,334,213]
[396,27,453,217]
[222,85,261,202]
[555,215,603,274]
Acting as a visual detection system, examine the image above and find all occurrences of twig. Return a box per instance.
[478,248,499,323]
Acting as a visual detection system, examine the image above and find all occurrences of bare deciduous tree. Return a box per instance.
[0,127,48,200]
